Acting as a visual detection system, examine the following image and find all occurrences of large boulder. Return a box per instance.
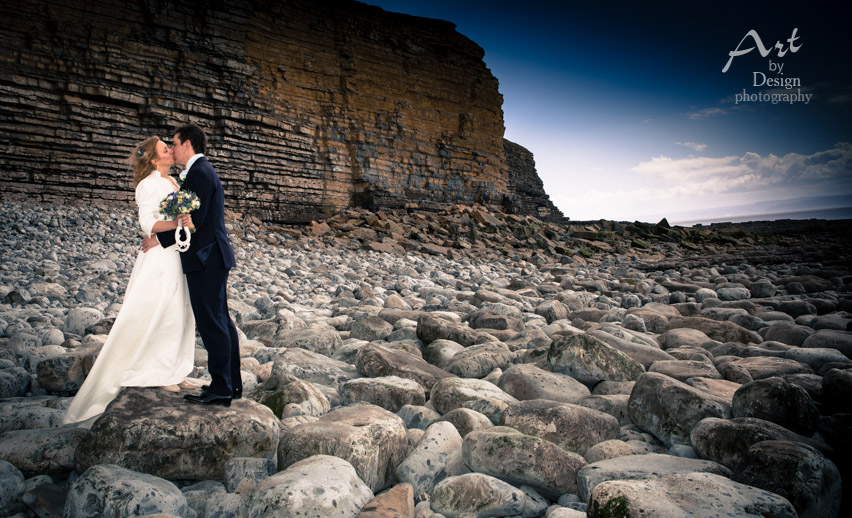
[588,472,796,518]
[0,426,88,476]
[803,329,852,359]
[586,328,675,368]
[658,327,716,350]
[690,417,830,471]
[266,347,359,388]
[0,460,24,516]
[277,403,408,492]
[500,399,620,456]
[667,316,762,344]
[273,327,343,356]
[429,377,518,424]
[435,408,493,438]
[497,363,590,404]
[350,316,394,342]
[627,372,731,447]
[247,455,373,518]
[736,440,841,518]
[763,322,815,346]
[430,473,525,518]
[64,464,191,518]
[357,483,415,518]
[74,388,280,480]
[548,334,644,386]
[463,426,587,499]
[256,378,330,418]
[447,342,515,378]
[356,343,454,394]
[394,421,468,495]
[64,307,104,336]
[647,359,721,382]
[577,453,733,502]
[339,375,426,413]
[731,376,820,436]
[416,314,497,347]
[0,366,31,398]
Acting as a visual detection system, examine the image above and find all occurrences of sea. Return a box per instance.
[672,207,852,227]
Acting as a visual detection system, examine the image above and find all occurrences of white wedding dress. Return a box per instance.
[63,171,196,425]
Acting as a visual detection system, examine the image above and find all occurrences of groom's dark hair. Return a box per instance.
[175,123,207,154]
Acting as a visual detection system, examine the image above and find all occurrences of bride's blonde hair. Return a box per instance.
[130,136,160,187]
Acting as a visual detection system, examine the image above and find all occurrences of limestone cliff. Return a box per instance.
[0,0,563,223]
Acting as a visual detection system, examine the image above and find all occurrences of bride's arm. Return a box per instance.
[135,180,178,236]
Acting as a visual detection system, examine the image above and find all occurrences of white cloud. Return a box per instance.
[686,107,728,119]
[675,141,708,152]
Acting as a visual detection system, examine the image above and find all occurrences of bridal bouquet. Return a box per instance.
[159,190,200,252]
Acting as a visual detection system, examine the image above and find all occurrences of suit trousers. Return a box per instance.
[185,244,241,397]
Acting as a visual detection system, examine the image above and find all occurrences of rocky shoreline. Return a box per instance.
[1,200,851,518]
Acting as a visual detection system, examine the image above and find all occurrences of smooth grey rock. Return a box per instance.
[577,453,733,502]
[357,343,454,395]
[500,399,620,456]
[224,457,276,494]
[35,344,102,393]
[267,347,359,388]
[548,333,644,386]
[627,372,731,447]
[0,460,24,517]
[395,421,468,495]
[64,464,191,518]
[63,308,104,336]
[732,376,820,436]
[0,367,30,398]
[430,473,525,518]
[803,329,852,359]
[463,426,587,499]
[535,300,568,324]
[423,339,466,370]
[397,404,442,431]
[588,472,796,518]
[647,359,721,382]
[582,439,655,464]
[277,403,408,492]
[247,455,373,518]
[498,363,590,404]
[763,322,815,346]
[256,378,330,418]
[350,315,394,341]
[273,327,343,356]
[448,342,515,379]
[435,408,493,438]
[430,377,518,425]
[339,375,426,413]
[417,314,497,347]
[0,426,88,477]
[667,316,762,344]
[577,394,630,425]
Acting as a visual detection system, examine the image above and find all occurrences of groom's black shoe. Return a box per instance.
[201,385,242,399]
[184,392,231,407]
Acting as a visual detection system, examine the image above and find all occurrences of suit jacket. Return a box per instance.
[157,157,236,273]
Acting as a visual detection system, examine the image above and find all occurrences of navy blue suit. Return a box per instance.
[158,157,240,398]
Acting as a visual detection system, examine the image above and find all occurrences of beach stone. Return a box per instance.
[351,315,394,341]
[394,421,467,495]
[586,328,675,368]
[339,375,426,413]
[784,347,851,373]
[547,333,644,386]
[500,399,620,456]
[430,377,518,424]
[750,280,777,298]
[0,460,24,517]
[627,372,731,447]
[463,426,587,499]
[63,308,104,336]
[685,377,742,405]
[247,455,373,518]
[268,347,359,388]
[588,472,796,518]
[447,342,515,379]
[497,363,590,404]
[582,439,656,464]
[0,366,30,398]
[690,417,828,471]
[417,314,496,347]
[576,453,733,502]
[64,464,191,518]
[693,288,718,302]
[822,368,852,414]
[422,339,465,370]
[736,440,841,518]
[469,310,525,332]
[278,403,408,492]
[75,388,279,480]
[0,426,88,476]
[625,305,677,333]
[35,344,101,393]
[257,378,330,418]
[224,456,276,494]
[577,394,630,425]
[732,376,820,435]
[435,407,493,437]
[357,482,415,518]
[430,473,525,518]
[726,356,813,380]
[647,359,721,382]
[667,316,762,344]
[803,329,852,359]
[535,300,568,323]
[0,400,68,434]
[357,343,454,394]
[273,327,343,356]
[717,286,751,301]
[397,404,441,430]
[763,322,815,346]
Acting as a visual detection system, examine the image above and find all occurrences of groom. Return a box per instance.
[145,123,241,406]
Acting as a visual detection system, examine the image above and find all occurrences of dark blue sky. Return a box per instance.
[365,0,852,221]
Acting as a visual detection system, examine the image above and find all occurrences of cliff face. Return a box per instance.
[0,0,562,223]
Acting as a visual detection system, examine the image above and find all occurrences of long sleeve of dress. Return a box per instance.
[135,178,164,237]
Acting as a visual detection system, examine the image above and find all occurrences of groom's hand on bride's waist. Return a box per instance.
[141,235,160,253]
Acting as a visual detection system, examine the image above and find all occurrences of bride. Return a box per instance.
[63,136,198,425]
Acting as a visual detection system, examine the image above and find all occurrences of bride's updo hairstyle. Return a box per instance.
[130,136,160,187]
